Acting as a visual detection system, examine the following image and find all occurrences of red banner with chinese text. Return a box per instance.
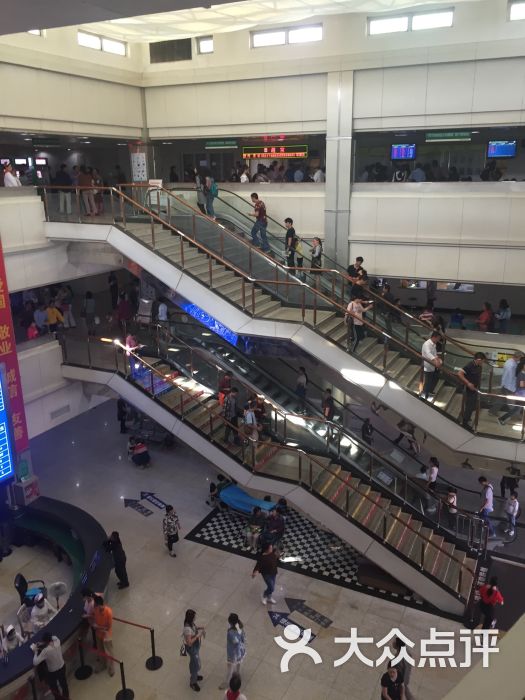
[0,240,30,472]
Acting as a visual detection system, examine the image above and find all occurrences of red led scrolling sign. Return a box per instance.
[242,145,308,159]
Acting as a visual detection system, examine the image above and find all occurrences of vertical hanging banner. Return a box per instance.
[0,240,32,484]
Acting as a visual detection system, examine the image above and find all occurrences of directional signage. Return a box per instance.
[284,598,333,629]
[124,498,153,517]
[268,612,316,645]
[140,491,169,509]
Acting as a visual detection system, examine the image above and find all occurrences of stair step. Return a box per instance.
[317,314,345,335]
[433,385,456,411]
[255,300,281,316]
[389,357,412,379]
[448,393,464,420]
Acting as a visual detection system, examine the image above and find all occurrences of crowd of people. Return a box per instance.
[358,159,507,183]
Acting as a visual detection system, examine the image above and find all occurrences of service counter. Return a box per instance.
[0,496,111,697]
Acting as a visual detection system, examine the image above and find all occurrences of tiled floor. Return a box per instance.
[30,400,470,700]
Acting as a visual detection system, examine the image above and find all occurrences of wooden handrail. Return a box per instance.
[151,323,483,521]
[45,186,512,405]
[122,345,477,587]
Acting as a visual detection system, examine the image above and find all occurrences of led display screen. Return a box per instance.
[0,372,15,483]
[242,145,308,159]
[487,140,517,158]
[391,144,416,160]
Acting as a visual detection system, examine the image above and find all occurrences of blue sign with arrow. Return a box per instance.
[268,612,316,644]
[140,491,169,509]
[124,498,153,517]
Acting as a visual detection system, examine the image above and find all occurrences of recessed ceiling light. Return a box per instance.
[84,141,91,144]
[162,142,173,145]
[117,143,127,146]
[24,138,31,141]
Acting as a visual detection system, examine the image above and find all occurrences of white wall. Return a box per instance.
[0,63,143,138]
[18,340,108,438]
[353,56,525,131]
[349,182,525,284]
[145,74,327,138]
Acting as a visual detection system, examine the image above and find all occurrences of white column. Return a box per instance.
[324,70,354,265]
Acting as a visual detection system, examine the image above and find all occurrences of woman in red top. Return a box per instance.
[479,576,504,629]
[477,302,495,332]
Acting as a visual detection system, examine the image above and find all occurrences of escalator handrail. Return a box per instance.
[118,343,479,591]
[163,184,516,368]
[43,186,525,435]
[149,322,485,528]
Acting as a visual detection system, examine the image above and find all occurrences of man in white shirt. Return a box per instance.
[3,163,21,187]
[478,476,496,537]
[421,331,442,399]
[313,167,325,183]
[490,351,521,416]
[3,625,24,652]
[32,633,69,699]
[157,299,168,323]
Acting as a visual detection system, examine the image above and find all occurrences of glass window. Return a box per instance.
[78,31,102,50]
[288,25,323,43]
[510,1,525,20]
[27,29,42,36]
[412,10,454,30]
[369,16,409,35]
[198,36,214,54]
[102,37,127,55]
[252,30,286,47]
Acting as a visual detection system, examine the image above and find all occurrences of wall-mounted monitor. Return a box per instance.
[35,158,48,166]
[14,158,28,166]
[0,372,15,484]
[391,144,416,160]
[487,140,517,159]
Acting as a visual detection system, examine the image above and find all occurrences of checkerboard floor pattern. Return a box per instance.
[185,507,442,615]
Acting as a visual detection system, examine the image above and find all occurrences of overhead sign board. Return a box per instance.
[205,140,238,150]
[425,132,472,142]
[243,145,308,159]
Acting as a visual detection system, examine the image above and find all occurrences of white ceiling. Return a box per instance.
[82,0,480,42]
[0,0,240,36]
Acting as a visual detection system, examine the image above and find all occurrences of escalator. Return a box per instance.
[43,185,525,460]
[60,328,482,616]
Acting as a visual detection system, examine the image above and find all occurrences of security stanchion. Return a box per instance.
[28,676,37,700]
[116,660,134,700]
[145,628,163,670]
[75,638,93,680]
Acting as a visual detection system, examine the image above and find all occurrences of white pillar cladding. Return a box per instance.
[324,70,354,266]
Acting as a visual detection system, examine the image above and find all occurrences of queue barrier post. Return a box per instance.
[28,676,37,700]
[113,616,163,671]
[74,637,93,680]
[116,660,135,700]
[145,628,163,671]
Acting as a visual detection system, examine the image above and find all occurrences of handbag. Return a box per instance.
[180,642,187,657]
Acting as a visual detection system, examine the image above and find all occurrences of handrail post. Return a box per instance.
[116,660,134,700]
[145,629,163,670]
[242,278,246,309]
[43,187,50,221]
[75,639,93,680]
[313,288,317,326]
[167,194,171,225]
[251,285,255,316]
[382,514,387,541]
[458,567,463,597]
[345,488,350,517]
[208,256,213,287]
[309,459,313,488]
[192,214,196,239]
[120,194,126,228]
[382,339,388,371]
[180,233,185,267]
[302,287,306,322]
[76,188,82,223]
[420,541,425,570]
[473,394,480,434]
[150,216,156,248]
[110,189,115,222]
[298,455,302,483]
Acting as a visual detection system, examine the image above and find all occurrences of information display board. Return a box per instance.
[487,140,517,158]
[0,372,15,483]
[391,144,416,160]
[242,145,308,159]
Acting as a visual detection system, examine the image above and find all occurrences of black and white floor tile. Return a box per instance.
[185,506,444,615]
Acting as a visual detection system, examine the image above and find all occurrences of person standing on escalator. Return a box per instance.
[205,174,218,220]
[249,193,270,252]
[284,218,297,270]
[194,168,206,214]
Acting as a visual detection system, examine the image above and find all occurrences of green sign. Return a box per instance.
[205,140,238,150]
[425,132,472,142]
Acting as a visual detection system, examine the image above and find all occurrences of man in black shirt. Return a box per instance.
[347,257,368,298]
[284,217,297,269]
[322,388,335,440]
[347,256,364,282]
[252,541,279,605]
[380,667,404,700]
[457,352,486,429]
